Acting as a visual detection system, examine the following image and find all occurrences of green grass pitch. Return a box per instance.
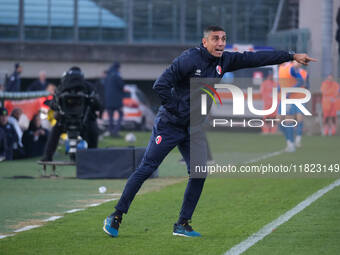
[0,131,339,255]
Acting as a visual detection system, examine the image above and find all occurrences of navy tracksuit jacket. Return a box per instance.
[115,44,292,220]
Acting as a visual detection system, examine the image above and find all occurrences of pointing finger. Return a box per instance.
[306,57,318,62]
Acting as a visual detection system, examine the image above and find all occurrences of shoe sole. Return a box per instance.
[173,232,190,237]
[173,232,201,237]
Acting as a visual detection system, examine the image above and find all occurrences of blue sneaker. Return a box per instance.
[173,222,201,237]
[103,216,121,237]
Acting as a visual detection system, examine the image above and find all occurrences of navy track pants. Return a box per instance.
[115,114,207,220]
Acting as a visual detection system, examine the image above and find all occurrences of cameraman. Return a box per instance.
[41,66,101,161]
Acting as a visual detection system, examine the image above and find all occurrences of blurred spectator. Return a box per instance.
[5,63,22,92]
[28,70,48,91]
[104,62,124,137]
[0,107,19,160]
[41,83,57,130]
[0,128,7,161]
[321,74,339,136]
[46,83,56,95]
[43,83,57,112]
[8,108,23,144]
[22,114,49,158]
[18,113,30,132]
[8,108,25,158]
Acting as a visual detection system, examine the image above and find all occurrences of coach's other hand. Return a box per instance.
[294,54,317,65]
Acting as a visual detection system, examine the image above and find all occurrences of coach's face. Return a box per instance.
[202,31,226,58]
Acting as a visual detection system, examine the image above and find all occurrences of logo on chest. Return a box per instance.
[194,69,201,76]
[216,65,222,75]
[155,135,162,145]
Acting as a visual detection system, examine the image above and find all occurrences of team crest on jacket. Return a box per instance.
[155,135,162,144]
[216,65,222,75]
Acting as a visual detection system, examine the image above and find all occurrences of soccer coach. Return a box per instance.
[103,25,316,237]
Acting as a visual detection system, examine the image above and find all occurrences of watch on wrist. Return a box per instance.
[288,50,295,61]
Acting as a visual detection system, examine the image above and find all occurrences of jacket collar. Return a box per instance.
[199,43,220,62]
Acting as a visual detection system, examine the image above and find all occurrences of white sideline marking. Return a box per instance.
[65,208,85,213]
[14,225,41,233]
[103,198,118,202]
[0,234,15,239]
[88,198,118,207]
[42,216,63,222]
[224,178,340,255]
[103,193,122,196]
[87,203,101,207]
[244,150,284,164]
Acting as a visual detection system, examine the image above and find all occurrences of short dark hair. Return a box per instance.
[203,26,225,37]
[70,66,82,72]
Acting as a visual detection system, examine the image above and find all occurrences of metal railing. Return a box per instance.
[0,0,281,45]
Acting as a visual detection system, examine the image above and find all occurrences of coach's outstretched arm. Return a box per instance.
[224,51,317,72]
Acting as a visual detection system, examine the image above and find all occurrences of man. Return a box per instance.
[5,63,22,92]
[28,70,48,91]
[321,74,339,136]
[103,26,316,238]
[0,107,19,160]
[8,108,23,148]
[23,114,49,158]
[278,61,306,152]
[41,83,57,130]
[8,108,25,159]
[104,62,124,137]
[41,67,101,161]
